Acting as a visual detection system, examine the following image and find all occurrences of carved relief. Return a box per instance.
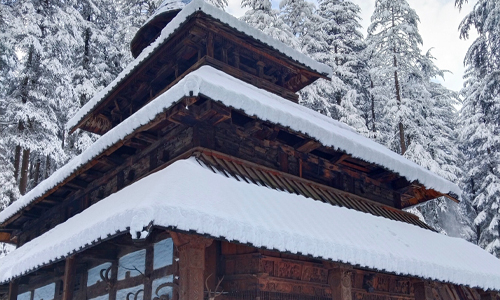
[277,262,302,280]
[353,292,388,300]
[394,280,410,295]
[374,276,389,292]
[302,266,328,284]
[261,260,274,275]
[342,271,353,300]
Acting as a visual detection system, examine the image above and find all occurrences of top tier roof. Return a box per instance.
[69,0,332,133]
[130,0,192,57]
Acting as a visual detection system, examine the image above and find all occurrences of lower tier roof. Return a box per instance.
[0,158,499,290]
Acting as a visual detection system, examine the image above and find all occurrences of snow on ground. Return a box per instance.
[66,0,332,131]
[0,158,497,289]
[0,66,459,226]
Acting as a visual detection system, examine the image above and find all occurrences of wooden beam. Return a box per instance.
[295,140,321,153]
[62,256,76,300]
[0,232,12,243]
[331,153,350,165]
[7,280,18,300]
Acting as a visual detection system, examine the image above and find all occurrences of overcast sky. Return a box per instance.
[225,0,477,92]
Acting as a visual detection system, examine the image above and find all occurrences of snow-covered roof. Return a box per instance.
[146,0,192,23]
[0,158,498,290]
[66,0,332,132]
[0,66,459,226]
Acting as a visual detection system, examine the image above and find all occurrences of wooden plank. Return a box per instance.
[62,256,76,300]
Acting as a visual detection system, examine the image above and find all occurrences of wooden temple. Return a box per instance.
[0,1,499,300]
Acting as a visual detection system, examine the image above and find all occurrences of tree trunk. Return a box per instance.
[14,145,21,180]
[34,158,41,186]
[392,7,406,155]
[370,80,376,133]
[19,148,30,195]
[394,68,406,154]
[45,155,51,179]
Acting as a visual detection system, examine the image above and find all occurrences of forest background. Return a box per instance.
[0,0,499,259]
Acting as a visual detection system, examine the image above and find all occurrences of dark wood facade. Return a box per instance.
[0,5,495,300]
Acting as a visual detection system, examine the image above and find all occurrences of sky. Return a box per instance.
[225,0,478,92]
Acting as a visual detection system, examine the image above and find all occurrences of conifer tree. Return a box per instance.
[456,0,500,256]
[240,0,298,48]
[367,0,464,236]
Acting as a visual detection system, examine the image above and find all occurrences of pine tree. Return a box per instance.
[317,0,368,134]
[367,0,465,236]
[456,0,500,257]
[366,0,424,154]
[240,0,298,48]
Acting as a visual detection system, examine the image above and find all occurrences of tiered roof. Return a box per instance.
[0,157,498,289]
[0,66,460,226]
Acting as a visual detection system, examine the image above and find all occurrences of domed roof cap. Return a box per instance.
[130,0,193,58]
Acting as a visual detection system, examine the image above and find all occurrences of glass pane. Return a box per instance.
[33,283,55,300]
[89,294,109,300]
[152,275,173,300]
[116,285,144,300]
[17,292,31,300]
[118,250,146,280]
[87,262,112,286]
[153,238,173,270]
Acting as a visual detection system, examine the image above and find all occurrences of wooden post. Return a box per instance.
[206,32,214,58]
[414,281,433,300]
[329,267,352,300]
[8,279,18,300]
[233,49,240,69]
[19,148,30,195]
[108,260,119,300]
[257,61,265,78]
[143,245,154,300]
[62,256,76,300]
[171,232,213,300]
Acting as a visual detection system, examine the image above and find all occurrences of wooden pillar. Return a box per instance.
[143,245,155,300]
[171,232,213,300]
[414,281,433,300]
[329,267,352,300]
[62,256,76,300]
[8,279,18,300]
[108,260,119,300]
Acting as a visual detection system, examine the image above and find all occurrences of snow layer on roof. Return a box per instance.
[145,0,192,23]
[66,0,332,131]
[0,158,498,289]
[0,66,459,226]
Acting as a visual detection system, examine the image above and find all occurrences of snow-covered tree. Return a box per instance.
[240,0,298,48]
[456,0,500,257]
[367,0,465,236]
[366,0,424,154]
[317,0,368,134]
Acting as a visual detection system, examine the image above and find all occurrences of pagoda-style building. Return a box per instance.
[1,1,499,300]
